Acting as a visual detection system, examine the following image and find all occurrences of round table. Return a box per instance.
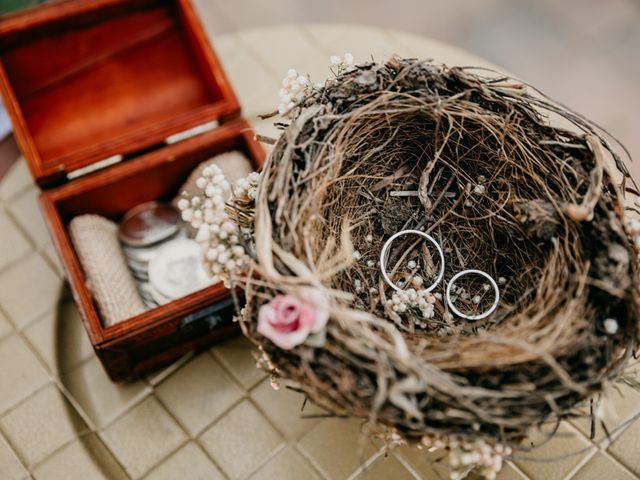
[0,23,639,480]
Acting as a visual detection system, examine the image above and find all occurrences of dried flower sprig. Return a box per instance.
[277,53,355,117]
[234,171,261,201]
[420,433,511,480]
[387,288,436,321]
[374,427,510,480]
[177,165,261,287]
[329,52,355,75]
[278,68,309,115]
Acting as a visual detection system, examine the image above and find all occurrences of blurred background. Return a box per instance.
[1,0,639,178]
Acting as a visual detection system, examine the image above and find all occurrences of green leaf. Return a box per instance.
[304,329,327,348]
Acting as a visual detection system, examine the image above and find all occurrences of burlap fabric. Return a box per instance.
[69,214,145,326]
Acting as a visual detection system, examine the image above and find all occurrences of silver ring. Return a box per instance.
[446,269,499,320]
[379,229,445,293]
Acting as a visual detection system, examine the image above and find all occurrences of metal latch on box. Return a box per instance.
[179,297,235,333]
[66,121,220,180]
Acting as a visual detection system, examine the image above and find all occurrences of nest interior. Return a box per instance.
[241,59,640,445]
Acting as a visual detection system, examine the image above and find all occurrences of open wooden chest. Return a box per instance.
[0,0,265,381]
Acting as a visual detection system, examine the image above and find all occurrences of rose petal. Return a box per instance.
[257,312,310,350]
[298,287,330,332]
[257,288,330,349]
[276,297,302,325]
[296,303,317,330]
[310,309,329,333]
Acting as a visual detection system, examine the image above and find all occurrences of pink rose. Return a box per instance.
[257,288,329,349]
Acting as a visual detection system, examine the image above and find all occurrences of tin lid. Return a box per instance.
[0,0,241,186]
[118,201,181,247]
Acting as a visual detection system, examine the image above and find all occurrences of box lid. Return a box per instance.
[0,0,241,186]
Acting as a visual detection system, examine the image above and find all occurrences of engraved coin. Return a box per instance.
[138,282,169,306]
[137,283,155,301]
[142,297,159,309]
[123,245,156,265]
[123,228,187,264]
[148,238,213,300]
[126,257,150,277]
[119,202,181,247]
[130,270,149,283]
[126,257,149,271]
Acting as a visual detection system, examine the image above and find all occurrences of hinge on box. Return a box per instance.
[67,154,123,180]
[165,120,219,145]
[64,121,219,181]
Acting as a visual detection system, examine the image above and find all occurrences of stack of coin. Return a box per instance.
[118,202,212,309]
[121,242,159,283]
[147,238,214,305]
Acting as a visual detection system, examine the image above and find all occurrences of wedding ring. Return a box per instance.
[379,229,445,293]
[446,269,499,320]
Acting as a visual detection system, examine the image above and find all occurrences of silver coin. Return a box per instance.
[138,282,171,306]
[139,291,153,302]
[119,202,181,247]
[123,245,156,265]
[142,297,159,309]
[127,258,150,272]
[123,228,187,264]
[131,271,149,283]
[148,238,213,300]
[127,260,149,274]
[138,285,160,309]
[149,284,173,305]
[137,282,154,298]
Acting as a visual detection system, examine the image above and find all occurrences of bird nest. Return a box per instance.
[233,58,640,472]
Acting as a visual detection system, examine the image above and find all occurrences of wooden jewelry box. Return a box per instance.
[0,0,265,381]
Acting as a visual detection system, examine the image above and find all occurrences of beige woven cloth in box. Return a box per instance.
[174,150,253,235]
[69,214,145,327]
[175,150,253,201]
